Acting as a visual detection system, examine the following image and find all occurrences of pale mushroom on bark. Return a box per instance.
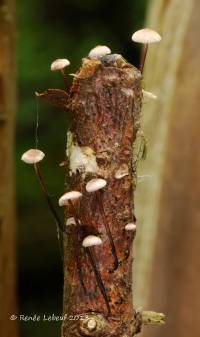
[21,148,65,259]
[125,223,137,231]
[59,190,86,293]
[50,58,70,86]
[21,149,64,234]
[132,28,161,73]
[82,235,111,313]
[88,45,111,60]
[82,235,103,247]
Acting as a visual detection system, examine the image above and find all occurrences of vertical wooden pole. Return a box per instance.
[61,56,143,337]
[0,1,17,336]
[134,0,200,336]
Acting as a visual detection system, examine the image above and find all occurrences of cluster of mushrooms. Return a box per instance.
[21,28,161,312]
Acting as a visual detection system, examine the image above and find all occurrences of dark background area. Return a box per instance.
[16,1,148,336]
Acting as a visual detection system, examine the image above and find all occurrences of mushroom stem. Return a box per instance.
[76,231,87,295]
[96,191,118,271]
[139,44,148,73]
[60,69,68,88]
[68,200,109,308]
[124,224,136,260]
[86,246,111,314]
[68,200,87,293]
[33,163,65,234]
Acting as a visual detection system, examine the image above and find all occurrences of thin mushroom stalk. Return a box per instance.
[96,190,119,271]
[139,44,148,73]
[59,191,87,292]
[85,246,111,314]
[68,198,110,303]
[86,178,119,271]
[21,149,65,258]
[33,163,64,233]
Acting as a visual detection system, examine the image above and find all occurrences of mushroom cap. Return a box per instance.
[132,28,161,44]
[51,58,70,71]
[125,223,137,231]
[82,235,103,248]
[21,149,45,164]
[142,90,157,100]
[88,45,111,59]
[86,178,107,192]
[59,191,82,206]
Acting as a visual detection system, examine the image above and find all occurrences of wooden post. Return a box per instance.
[61,56,143,337]
[0,0,17,337]
[134,0,200,336]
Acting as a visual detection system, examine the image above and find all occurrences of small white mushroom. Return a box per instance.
[86,178,107,192]
[59,191,82,206]
[131,28,161,73]
[21,148,64,235]
[50,58,70,71]
[82,235,103,248]
[50,58,70,87]
[132,28,161,44]
[125,223,137,231]
[142,90,157,100]
[88,45,111,60]
[21,149,45,164]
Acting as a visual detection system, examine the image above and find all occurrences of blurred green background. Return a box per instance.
[16,1,148,336]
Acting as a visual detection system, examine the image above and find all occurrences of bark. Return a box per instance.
[0,0,17,336]
[61,56,143,337]
[134,0,200,336]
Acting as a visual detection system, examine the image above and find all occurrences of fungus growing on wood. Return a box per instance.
[82,234,111,313]
[82,235,103,247]
[125,223,137,231]
[51,58,70,86]
[51,58,70,71]
[21,148,45,164]
[58,191,82,206]
[21,149,64,234]
[132,28,161,73]
[88,45,111,59]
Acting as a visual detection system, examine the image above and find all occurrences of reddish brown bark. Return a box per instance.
[61,56,142,337]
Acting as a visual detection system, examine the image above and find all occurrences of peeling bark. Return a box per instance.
[61,56,142,337]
